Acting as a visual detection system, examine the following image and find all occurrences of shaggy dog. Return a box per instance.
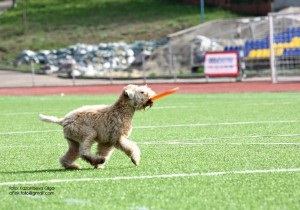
[39,84,155,169]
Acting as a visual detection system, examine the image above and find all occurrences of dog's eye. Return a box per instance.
[140,91,144,94]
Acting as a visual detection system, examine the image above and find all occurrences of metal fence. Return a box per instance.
[165,12,300,83]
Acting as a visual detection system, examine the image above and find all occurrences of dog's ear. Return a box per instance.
[124,89,134,99]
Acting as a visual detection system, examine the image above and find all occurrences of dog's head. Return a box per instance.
[123,84,156,110]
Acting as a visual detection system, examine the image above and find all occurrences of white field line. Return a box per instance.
[1,120,300,135]
[2,140,300,149]
[0,144,65,148]
[1,133,299,149]
[0,101,296,116]
[0,130,61,135]
[141,133,300,145]
[65,198,91,205]
[135,120,300,129]
[141,142,300,146]
[1,168,300,186]
[152,102,293,108]
[153,105,194,109]
[0,112,38,116]
[143,133,300,142]
[0,106,191,116]
[0,106,196,116]
[0,111,63,116]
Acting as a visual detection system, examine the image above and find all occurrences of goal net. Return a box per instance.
[269,11,300,83]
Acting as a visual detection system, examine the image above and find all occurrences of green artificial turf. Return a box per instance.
[0,92,300,209]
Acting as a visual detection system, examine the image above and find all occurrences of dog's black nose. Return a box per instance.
[145,99,154,107]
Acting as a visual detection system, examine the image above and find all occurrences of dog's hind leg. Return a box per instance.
[79,132,105,167]
[60,138,81,170]
[116,137,141,166]
[95,144,115,169]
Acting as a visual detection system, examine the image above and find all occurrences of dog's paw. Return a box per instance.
[94,157,105,165]
[94,164,105,169]
[81,155,104,166]
[64,163,81,170]
[131,155,140,166]
[131,149,140,166]
[131,158,139,166]
[93,157,105,169]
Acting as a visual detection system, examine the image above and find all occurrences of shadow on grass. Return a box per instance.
[0,168,90,174]
[0,166,134,175]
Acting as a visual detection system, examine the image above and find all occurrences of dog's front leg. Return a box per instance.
[116,137,141,166]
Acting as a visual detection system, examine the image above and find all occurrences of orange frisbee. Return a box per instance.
[150,87,179,101]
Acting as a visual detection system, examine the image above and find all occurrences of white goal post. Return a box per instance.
[268,11,300,83]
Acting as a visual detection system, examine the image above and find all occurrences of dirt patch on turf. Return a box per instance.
[0,81,299,95]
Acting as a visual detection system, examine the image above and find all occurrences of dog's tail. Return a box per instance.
[39,114,63,125]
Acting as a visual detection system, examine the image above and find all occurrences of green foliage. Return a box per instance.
[0,92,300,209]
[0,0,242,62]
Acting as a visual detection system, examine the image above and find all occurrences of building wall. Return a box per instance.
[230,2,271,15]
[182,0,272,15]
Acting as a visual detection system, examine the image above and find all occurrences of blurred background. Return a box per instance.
[0,0,300,87]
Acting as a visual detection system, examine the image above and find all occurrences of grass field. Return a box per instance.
[1,92,300,209]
